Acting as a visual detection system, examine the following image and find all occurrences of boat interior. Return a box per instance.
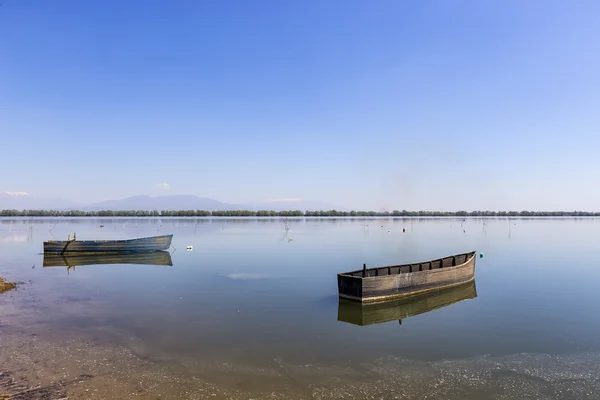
[340,251,476,278]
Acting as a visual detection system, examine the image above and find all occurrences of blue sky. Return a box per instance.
[1,0,599,210]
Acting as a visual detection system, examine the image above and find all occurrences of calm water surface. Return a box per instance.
[1,217,600,393]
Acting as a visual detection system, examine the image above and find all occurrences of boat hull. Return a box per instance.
[337,251,476,303]
[43,234,173,254]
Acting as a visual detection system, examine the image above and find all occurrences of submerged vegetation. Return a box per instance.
[0,209,599,217]
[0,277,17,294]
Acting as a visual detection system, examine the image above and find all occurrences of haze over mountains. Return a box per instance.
[0,193,344,212]
[0,192,81,210]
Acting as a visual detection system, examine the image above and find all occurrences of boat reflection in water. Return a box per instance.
[43,251,173,274]
[337,280,477,326]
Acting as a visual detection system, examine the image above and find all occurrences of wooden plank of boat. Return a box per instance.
[337,279,477,326]
[42,250,173,268]
[337,251,476,303]
[43,234,173,254]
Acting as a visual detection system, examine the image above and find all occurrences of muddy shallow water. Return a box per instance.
[1,217,600,399]
[2,324,600,399]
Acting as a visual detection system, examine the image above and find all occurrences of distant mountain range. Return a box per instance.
[88,195,236,211]
[0,193,345,212]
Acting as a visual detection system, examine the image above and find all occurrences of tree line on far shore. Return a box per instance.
[0,209,599,217]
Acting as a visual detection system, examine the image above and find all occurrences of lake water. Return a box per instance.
[1,217,600,399]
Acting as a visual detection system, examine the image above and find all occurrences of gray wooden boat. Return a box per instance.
[43,234,173,254]
[43,250,173,268]
[337,279,477,326]
[337,251,476,302]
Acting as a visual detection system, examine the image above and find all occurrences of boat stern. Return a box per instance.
[337,273,364,302]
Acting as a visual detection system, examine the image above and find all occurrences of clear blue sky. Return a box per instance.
[1,0,599,210]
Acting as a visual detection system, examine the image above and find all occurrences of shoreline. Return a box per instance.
[0,278,16,294]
